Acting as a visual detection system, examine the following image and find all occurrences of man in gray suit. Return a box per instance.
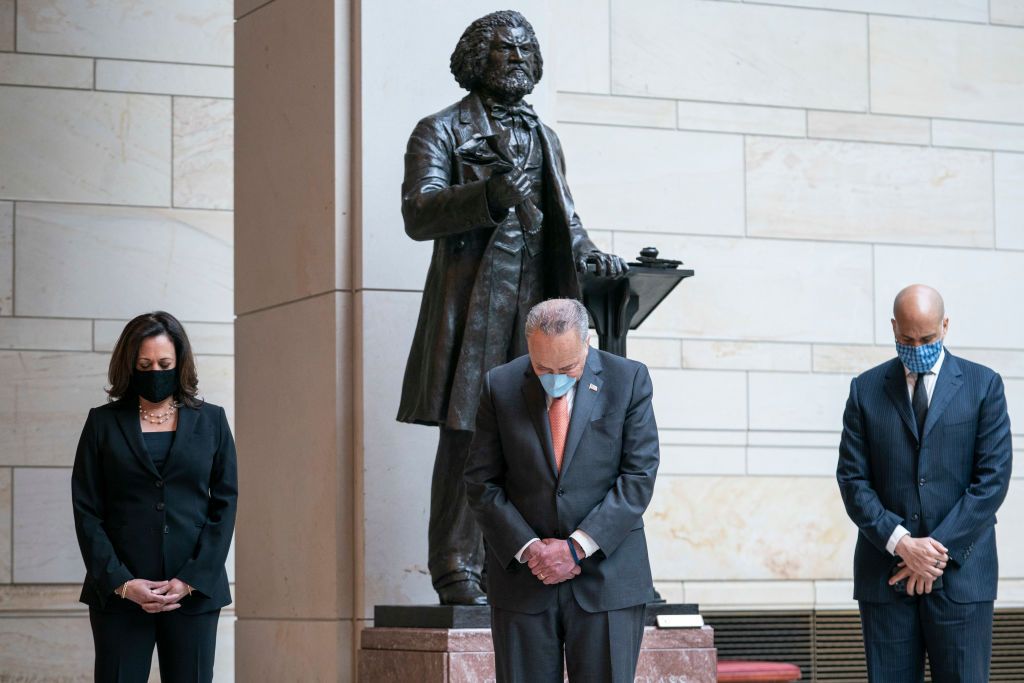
[837,284,1013,682]
[465,299,659,683]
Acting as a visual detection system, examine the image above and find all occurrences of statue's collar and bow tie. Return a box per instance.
[487,100,538,127]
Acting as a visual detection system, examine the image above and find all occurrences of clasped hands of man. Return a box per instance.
[117,578,192,613]
[889,535,950,595]
[522,538,586,585]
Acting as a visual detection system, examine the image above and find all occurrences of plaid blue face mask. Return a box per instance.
[896,339,943,374]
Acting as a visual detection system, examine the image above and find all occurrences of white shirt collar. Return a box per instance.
[903,347,945,378]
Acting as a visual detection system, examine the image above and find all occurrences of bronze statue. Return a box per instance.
[397,10,627,605]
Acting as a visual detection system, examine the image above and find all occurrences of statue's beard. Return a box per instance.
[483,67,535,102]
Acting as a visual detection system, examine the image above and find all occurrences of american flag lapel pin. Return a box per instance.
[589,383,598,392]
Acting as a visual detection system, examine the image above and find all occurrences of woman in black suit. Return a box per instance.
[72,311,237,682]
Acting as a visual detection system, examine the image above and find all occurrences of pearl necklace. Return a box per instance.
[139,400,178,425]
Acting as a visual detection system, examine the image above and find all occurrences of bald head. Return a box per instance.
[891,284,948,346]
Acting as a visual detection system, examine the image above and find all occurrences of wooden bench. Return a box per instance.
[717,660,803,682]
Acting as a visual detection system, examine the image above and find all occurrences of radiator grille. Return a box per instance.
[703,608,1024,682]
[992,609,1024,680]
[704,611,813,675]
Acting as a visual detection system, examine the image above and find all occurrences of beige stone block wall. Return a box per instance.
[534,0,1024,617]
[7,0,1024,679]
[354,0,1024,624]
[611,0,869,109]
[0,1,235,680]
[871,16,1024,124]
[558,124,745,235]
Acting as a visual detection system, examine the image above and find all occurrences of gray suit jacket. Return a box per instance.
[465,349,659,614]
[837,352,1012,603]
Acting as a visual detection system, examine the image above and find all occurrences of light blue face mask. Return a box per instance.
[896,339,943,374]
[539,372,577,398]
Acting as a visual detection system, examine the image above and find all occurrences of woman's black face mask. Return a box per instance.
[131,368,177,403]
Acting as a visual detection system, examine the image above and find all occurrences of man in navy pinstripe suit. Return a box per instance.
[837,284,1012,682]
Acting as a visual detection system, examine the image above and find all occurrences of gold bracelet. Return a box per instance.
[118,581,130,599]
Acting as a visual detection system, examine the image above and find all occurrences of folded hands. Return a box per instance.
[889,536,950,595]
[523,538,584,585]
[117,577,192,613]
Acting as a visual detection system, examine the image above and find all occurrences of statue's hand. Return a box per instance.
[486,167,532,214]
[578,251,628,278]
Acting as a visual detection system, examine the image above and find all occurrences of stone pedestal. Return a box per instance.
[359,625,716,682]
[373,602,700,629]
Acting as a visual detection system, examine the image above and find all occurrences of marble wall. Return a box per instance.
[561,0,1024,612]
[355,0,1024,623]
[0,1,235,680]
[15,0,1020,680]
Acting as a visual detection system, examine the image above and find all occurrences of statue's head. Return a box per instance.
[450,10,544,101]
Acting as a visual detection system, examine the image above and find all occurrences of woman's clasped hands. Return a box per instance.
[119,578,192,613]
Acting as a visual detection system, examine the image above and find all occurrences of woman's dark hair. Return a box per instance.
[107,311,201,407]
[450,10,543,91]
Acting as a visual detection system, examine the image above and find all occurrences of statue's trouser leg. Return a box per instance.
[428,427,485,590]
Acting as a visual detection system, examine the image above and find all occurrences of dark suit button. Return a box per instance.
[912,513,919,521]
[557,488,565,497]
[163,525,169,534]
[156,502,165,511]
[155,480,164,488]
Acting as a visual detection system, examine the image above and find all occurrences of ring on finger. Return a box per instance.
[934,559,941,568]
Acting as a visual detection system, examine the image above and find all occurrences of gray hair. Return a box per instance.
[525,299,589,341]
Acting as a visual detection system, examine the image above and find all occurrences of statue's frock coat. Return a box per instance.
[397,93,596,431]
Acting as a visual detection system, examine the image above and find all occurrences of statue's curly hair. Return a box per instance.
[450,10,544,92]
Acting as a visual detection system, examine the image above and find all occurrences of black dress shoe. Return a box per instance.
[437,580,488,606]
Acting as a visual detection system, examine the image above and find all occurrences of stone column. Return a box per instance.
[235,2,554,679]
[234,0,359,679]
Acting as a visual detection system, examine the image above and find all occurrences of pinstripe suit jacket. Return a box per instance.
[837,352,1012,603]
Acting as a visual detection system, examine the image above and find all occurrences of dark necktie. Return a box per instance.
[912,372,929,438]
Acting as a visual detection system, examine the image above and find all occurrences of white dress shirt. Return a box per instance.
[514,382,601,563]
[886,348,945,555]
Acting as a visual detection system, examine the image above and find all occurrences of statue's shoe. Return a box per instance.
[438,579,488,606]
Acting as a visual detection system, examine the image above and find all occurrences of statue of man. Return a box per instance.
[397,10,627,605]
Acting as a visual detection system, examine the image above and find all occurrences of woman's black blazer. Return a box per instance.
[71,398,237,614]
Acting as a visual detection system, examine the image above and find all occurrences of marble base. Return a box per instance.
[358,625,716,682]
[374,604,491,629]
[373,603,701,629]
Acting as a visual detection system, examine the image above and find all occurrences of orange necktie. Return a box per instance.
[549,395,569,471]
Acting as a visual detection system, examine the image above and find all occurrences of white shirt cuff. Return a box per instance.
[570,530,599,559]
[887,525,911,556]
[515,538,540,563]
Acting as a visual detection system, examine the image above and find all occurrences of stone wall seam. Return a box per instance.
[739,1,991,25]
[9,197,232,214]
[992,151,999,247]
[95,87,231,101]
[10,50,232,71]
[170,95,175,209]
[235,0,279,23]
[10,200,15,317]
